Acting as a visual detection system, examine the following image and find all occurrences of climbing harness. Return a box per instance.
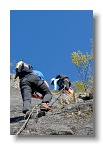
[16,86,66,135]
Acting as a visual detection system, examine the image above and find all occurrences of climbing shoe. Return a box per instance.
[40,103,51,112]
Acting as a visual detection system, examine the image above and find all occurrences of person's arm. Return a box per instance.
[44,80,50,88]
[54,79,59,90]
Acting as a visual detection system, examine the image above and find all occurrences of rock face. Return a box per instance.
[10,74,94,136]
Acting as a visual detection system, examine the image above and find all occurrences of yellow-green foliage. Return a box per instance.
[71,81,94,93]
[71,50,93,67]
[72,81,85,93]
[71,40,93,92]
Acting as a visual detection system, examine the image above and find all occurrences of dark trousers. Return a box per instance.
[20,74,52,113]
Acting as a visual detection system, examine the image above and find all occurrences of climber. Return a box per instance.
[51,74,71,94]
[15,60,52,119]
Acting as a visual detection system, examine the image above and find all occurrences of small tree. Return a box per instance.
[72,81,85,93]
[71,41,93,92]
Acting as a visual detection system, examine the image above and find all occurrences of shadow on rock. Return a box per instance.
[10,116,24,123]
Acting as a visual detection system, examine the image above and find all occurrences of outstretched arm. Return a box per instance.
[54,79,59,90]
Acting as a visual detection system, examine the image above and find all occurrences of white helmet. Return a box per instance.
[16,60,24,69]
[51,78,55,85]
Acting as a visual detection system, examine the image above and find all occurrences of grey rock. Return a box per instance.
[10,74,94,136]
